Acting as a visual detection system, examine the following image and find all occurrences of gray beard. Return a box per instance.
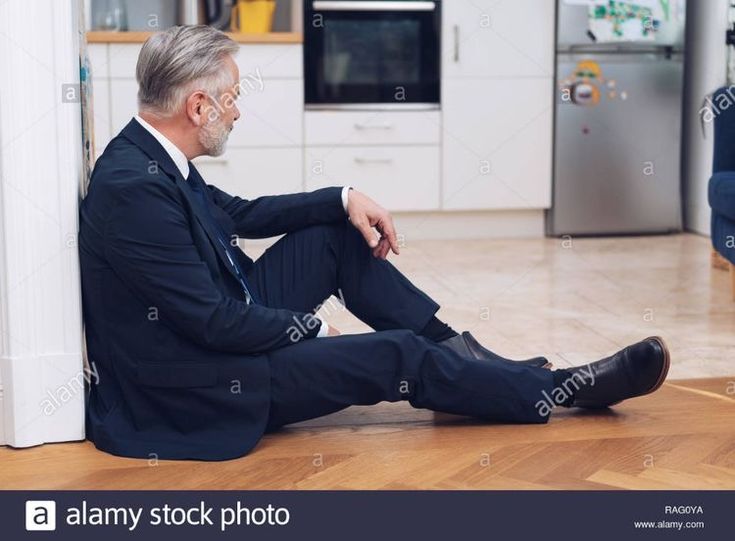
[199,119,229,157]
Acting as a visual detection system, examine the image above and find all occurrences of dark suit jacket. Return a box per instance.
[79,119,347,460]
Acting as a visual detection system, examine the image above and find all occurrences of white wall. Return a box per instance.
[682,0,730,235]
[0,0,85,447]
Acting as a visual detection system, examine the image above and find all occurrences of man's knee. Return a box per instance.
[292,221,367,255]
[290,221,349,242]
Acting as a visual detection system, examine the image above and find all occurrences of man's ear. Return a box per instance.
[185,91,208,127]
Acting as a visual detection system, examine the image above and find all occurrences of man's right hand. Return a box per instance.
[346,189,400,260]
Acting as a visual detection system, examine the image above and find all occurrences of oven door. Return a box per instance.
[304,0,441,108]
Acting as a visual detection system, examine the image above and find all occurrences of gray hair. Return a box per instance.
[136,25,239,117]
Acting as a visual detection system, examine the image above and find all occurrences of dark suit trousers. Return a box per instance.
[245,221,555,431]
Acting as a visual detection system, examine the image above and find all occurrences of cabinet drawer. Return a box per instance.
[305,146,439,211]
[193,148,303,200]
[305,111,441,146]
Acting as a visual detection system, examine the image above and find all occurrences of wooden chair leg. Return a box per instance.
[731,263,735,301]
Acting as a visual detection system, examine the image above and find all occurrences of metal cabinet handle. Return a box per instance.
[353,123,394,130]
[453,24,460,62]
[354,157,394,164]
[313,1,436,12]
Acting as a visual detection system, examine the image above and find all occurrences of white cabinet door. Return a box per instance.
[305,145,440,211]
[442,0,555,79]
[105,42,303,147]
[194,147,303,200]
[442,78,553,210]
[108,44,143,78]
[109,78,140,134]
[234,44,302,79]
[87,44,109,79]
[227,79,303,147]
[109,78,303,148]
[109,44,303,80]
[91,78,111,158]
[88,43,111,155]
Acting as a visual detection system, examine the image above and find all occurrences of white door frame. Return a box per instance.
[0,0,85,447]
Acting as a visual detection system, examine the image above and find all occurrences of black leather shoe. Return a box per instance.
[440,331,552,369]
[566,336,670,409]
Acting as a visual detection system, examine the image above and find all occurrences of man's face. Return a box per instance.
[199,55,241,157]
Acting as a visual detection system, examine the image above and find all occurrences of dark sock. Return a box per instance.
[552,369,576,407]
[419,316,459,343]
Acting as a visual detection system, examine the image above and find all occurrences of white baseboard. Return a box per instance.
[684,204,712,237]
[0,353,85,448]
[0,384,5,446]
[241,209,547,252]
[391,209,546,240]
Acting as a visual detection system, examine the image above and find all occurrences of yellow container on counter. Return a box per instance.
[231,0,276,33]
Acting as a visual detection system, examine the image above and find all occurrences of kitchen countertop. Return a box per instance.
[86,31,302,44]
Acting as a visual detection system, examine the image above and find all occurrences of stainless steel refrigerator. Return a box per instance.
[548,0,686,236]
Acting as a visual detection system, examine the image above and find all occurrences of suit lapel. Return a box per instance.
[177,174,248,287]
[120,118,244,285]
[120,118,185,182]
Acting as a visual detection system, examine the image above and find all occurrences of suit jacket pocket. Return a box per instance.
[136,361,218,388]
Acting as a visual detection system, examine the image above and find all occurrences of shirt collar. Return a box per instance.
[134,115,190,179]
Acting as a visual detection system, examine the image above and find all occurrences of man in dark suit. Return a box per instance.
[79,26,670,461]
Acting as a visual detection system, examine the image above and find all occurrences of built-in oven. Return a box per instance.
[304,1,441,109]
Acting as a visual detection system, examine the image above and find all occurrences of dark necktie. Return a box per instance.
[185,169,258,304]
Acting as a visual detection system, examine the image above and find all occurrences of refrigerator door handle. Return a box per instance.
[453,24,460,62]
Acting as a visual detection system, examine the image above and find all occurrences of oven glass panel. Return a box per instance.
[323,20,422,86]
[305,5,440,105]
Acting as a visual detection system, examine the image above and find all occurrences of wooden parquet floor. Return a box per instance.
[0,377,733,490]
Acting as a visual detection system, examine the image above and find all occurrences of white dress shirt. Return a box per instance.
[135,115,190,178]
[134,116,347,338]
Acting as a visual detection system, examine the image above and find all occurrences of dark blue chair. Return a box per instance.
[708,86,735,299]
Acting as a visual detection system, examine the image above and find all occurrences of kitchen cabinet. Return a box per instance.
[108,78,138,136]
[305,145,440,211]
[442,0,556,79]
[305,110,441,211]
[233,44,302,79]
[305,110,440,146]
[442,78,553,210]
[228,79,303,148]
[88,44,112,155]
[87,42,304,197]
[87,6,559,219]
[194,148,303,198]
[441,0,555,210]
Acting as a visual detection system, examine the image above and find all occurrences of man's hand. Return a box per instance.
[345,188,400,259]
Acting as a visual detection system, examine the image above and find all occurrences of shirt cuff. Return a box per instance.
[316,319,330,338]
[341,186,352,213]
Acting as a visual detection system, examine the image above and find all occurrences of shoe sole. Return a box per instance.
[641,335,671,395]
[607,335,670,407]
